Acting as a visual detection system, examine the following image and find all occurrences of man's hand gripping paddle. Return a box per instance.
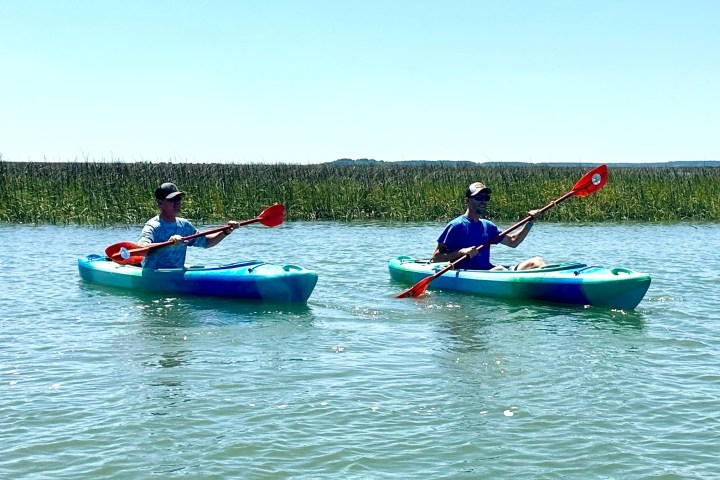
[105,203,285,265]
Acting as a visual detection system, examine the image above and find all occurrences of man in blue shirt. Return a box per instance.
[138,182,239,269]
[432,181,545,271]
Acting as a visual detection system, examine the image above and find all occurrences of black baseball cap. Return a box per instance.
[155,182,185,200]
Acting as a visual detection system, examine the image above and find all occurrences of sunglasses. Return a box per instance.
[471,193,491,202]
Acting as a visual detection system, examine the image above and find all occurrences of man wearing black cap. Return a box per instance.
[431,181,545,271]
[137,182,239,269]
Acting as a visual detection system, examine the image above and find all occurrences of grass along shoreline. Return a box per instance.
[1,161,719,225]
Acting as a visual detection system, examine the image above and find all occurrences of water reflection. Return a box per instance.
[140,350,188,369]
[411,287,648,332]
[79,281,316,327]
[434,313,491,355]
[78,279,319,417]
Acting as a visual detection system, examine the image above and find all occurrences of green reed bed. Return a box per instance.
[1,161,719,225]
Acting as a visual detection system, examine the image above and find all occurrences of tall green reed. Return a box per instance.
[1,161,718,225]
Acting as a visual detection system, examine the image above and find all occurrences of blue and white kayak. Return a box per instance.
[78,254,318,303]
[388,256,651,309]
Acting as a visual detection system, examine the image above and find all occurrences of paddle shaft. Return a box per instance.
[148,215,265,248]
[118,223,235,257]
[105,203,286,264]
[122,215,271,257]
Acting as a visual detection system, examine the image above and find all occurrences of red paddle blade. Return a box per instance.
[395,276,433,298]
[258,203,285,227]
[105,241,147,265]
[572,164,608,197]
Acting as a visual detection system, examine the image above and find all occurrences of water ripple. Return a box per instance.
[2,222,720,479]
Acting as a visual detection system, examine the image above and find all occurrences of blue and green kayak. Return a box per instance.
[388,256,651,309]
[78,254,318,303]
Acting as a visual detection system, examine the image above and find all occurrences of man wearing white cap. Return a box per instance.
[432,181,545,271]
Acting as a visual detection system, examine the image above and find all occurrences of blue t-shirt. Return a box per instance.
[437,215,503,270]
[138,216,208,269]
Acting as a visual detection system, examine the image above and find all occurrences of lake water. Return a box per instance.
[1,221,719,479]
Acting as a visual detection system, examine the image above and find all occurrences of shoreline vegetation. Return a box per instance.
[1,160,718,225]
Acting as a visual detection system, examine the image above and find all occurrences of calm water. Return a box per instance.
[1,221,719,479]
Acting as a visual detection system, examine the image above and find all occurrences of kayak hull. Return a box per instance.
[389,256,651,309]
[78,254,318,303]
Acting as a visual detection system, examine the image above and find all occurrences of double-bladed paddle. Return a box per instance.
[395,164,608,299]
[105,203,285,265]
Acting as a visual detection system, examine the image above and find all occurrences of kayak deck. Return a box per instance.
[388,256,651,309]
[78,254,318,303]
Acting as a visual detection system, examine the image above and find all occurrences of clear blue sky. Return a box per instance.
[1,0,718,164]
